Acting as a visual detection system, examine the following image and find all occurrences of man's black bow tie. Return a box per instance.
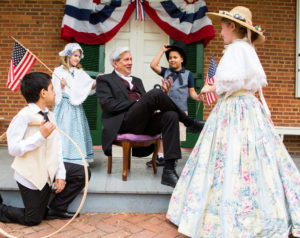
[167,69,183,86]
[38,111,49,122]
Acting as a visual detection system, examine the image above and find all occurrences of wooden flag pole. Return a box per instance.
[196,101,201,116]
[10,36,69,87]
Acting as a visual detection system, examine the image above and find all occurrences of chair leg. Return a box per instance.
[107,155,112,174]
[122,141,131,181]
[152,139,159,174]
[128,146,131,170]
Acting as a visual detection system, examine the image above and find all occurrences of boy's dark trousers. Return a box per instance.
[48,162,91,212]
[0,183,51,226]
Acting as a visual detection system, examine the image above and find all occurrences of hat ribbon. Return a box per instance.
[218,10,253,26]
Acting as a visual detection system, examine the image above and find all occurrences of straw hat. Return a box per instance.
[206,6,265,44]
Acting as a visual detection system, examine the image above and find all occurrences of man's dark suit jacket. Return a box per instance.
[96,71,146,156]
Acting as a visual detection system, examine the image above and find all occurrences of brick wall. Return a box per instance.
[204,0,300,154]
[0,0,299,154]
[0,0,66,144]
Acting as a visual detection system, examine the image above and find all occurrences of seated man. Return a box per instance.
[96,47,204,188]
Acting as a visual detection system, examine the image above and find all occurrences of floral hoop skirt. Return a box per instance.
[167,93,300,238]
[53,97,94,165]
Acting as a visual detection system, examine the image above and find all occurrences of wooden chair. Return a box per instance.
[99,103,159,181]
[109,133,160,181]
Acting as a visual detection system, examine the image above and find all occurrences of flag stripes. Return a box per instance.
[205,55,217,106]
[205,76,217,106]
[7,42,36,91]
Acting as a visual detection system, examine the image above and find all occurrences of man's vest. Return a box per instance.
[11,106,59,190]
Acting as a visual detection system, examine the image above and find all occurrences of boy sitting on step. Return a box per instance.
[0,72,66,226]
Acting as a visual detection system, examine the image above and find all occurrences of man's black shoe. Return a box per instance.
[0,194,3,204]
[146,158,179,168]
[146,157,165,167]
[46,208,79,220]
[161,168,179,188]
[187,119,205,133]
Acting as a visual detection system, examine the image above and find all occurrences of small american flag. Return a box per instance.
[7,42,36,91]
[205,55,217,106]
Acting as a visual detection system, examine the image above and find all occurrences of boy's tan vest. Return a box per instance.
[11,106,59,190]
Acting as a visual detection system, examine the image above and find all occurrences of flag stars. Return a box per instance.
[12,43,27,66]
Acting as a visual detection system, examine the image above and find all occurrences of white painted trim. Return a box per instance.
[275,126,300,141]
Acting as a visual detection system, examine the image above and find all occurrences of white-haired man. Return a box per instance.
[96,47,204,187]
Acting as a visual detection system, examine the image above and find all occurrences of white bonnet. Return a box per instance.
[59,43,84,59]
[109,47,130,67]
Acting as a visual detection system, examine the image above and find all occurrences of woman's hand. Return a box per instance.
[200,84,212,94]
[200,84,215,102]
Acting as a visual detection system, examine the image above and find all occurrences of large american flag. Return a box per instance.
[7,42,36,91]
[205,55,217,106]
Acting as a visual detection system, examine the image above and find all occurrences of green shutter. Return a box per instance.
[79,43,105,145]
[181,42,204,148]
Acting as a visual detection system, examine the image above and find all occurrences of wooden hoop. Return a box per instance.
[0,124,89,238]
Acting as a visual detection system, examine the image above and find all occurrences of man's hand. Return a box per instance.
[53,179,66,194]
[92,80,96,89]
[40,121,56,138]
[161,77,172,93]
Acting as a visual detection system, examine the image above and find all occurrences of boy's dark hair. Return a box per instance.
[20,72,52,103]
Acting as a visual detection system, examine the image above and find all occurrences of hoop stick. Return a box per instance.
[0,123,88,238]
[0,132,6,143]
[9,36,69,88]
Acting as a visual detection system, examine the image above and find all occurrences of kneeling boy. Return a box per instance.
[0,72,66,226]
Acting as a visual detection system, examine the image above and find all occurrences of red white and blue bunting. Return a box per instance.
[61,0,215,46]
[132,0,145,21]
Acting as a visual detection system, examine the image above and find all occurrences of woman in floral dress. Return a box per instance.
[167,6,300,238]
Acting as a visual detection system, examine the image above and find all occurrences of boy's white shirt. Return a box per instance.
[7,103,66,190]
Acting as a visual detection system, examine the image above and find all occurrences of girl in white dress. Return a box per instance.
[52,43,96,165]
[167,6,300,238]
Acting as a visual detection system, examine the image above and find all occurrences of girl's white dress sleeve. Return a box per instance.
[215,39,267,98]
[52,66,95,106]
